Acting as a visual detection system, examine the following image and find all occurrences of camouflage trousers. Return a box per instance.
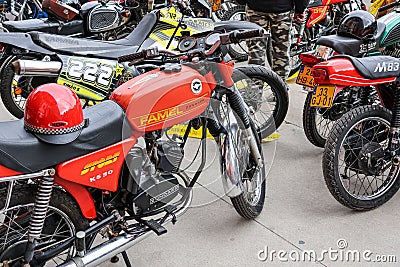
[246,8,292,79]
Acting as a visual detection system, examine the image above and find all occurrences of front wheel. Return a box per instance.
[0,185,90,266]
[233,66,289,139]
[323,105,400,210]
[0,56,55,118]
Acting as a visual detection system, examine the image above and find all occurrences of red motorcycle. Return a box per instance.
[0,29,266,266]
[289,0,366,76]
[311,55,400,210]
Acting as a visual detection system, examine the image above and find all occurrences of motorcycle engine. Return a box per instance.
[86,2,129,33]
[123,140,184,215]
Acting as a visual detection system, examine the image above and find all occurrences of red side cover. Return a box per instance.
[56,138,136,192]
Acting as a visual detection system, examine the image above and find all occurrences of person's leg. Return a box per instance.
[246,7,269,65]
[268,11,292,79]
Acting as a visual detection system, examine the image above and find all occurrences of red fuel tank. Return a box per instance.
[110,65,211,133]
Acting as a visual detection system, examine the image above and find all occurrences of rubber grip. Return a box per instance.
[118,51,145,63]
[231,29,264,43]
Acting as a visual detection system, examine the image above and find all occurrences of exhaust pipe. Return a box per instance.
[12,60,62,76]
[59,190,193,267]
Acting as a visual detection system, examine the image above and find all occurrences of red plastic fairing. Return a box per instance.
[0,165,21,178]
[312,58,397,86]
[307,6,329,27]
[56,138,136,192]
[55,176,97,219]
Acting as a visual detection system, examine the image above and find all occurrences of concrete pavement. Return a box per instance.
[0,82,398,266]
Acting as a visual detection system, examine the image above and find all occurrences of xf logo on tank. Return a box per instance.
[137,106,184,127]
[80,152,121,175]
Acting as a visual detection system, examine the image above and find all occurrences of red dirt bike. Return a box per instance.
[0,29,266,266]
[311,55,400,210]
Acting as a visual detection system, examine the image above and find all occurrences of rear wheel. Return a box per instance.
[0,185,89,266]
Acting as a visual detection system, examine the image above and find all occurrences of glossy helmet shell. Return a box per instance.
[337,10,377,40]
[24,84,85,145]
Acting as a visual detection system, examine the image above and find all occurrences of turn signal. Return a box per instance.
[312,68,330,84]
[0,44,4,52]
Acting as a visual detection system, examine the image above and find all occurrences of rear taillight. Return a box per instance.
[312,68,330,84]
[299,53,323,66]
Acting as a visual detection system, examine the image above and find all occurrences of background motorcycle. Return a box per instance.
[0,29,266,266]
[297,6,400,147]
[310,54,400,210]
[0,0,46,23]
[0,4,289,139]
[215,0,364,77]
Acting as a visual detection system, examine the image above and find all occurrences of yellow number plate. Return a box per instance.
[310,85,336,108]
[296,65,314,87]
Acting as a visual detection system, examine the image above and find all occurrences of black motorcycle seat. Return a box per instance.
[3,19,60,33]
[0,101,131,173]
[334,55,400,80]
[214,20,263,32]
[316,22,386,57]
[28,12,157,59]
[3,18,84,35]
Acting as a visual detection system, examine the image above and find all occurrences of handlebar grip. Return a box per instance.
[118,51,146,63]
[230,29,264,43]
[378,1,399,12]
[118,48,159,63]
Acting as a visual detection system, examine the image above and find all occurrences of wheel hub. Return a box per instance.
[358,142,385,175]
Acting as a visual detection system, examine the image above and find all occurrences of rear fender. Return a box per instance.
[312,58,397,87]
[54,176,97,220]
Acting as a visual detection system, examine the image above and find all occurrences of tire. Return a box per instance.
[0,56,54,118]
[322,105,400,210]
[233,65,289,139]
[302,92,335,148]
[220,5,248,62]
[230,119,266,219]
[0,184,90,265]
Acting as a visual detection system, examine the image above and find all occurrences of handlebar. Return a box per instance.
[220,29,265,45]
[118,29,265,63]
[378,1,399,12]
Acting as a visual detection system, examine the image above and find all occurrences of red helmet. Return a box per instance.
[24,84,85,145]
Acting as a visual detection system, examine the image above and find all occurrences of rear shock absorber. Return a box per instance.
[360,86,371,105]
[24,174,55,264]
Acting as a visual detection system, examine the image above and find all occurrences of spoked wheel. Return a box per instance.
[0,56,55,118]
[232,66,289,139]
[217,95,266,219]
[323,105,400,210]
[303,92,336,147]
[0,185,89,266]
[220,5,248,62]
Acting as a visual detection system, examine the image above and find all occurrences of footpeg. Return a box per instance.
[143,219,167,236]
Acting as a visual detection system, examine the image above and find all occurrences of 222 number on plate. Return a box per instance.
[310,85,336,108]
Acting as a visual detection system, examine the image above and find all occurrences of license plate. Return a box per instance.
[310,85,336,108]
[296,65,314,87]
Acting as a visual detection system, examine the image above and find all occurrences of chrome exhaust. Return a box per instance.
[59,189,193,267]
[12,60,62,76]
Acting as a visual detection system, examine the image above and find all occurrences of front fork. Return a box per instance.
[24,172,55,265]
[209,85,263,197]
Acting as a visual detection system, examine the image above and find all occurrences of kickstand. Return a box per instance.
[122,251,132,267]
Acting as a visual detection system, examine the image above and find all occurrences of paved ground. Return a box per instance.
[2,80,398,266]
